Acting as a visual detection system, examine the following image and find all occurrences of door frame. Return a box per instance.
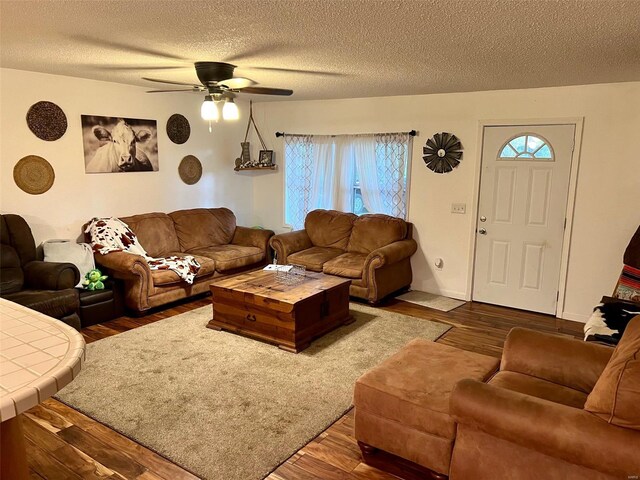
[465,117,585,318]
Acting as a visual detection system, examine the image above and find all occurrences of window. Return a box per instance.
[284,133,411,230]
[352,169,369,216]
[498,134,554,160]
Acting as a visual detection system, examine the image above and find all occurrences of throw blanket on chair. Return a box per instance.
[85,217,200,284]
[584,298,640,344]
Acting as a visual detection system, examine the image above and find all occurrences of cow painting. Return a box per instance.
[82,116,158,173]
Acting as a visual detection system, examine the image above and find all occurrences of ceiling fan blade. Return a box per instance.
[146,89,198,93]
[239,86,293,96]
[219,77,257,89]
[89,65,189,71]
[242,66,346,77]
[142,77,200,87]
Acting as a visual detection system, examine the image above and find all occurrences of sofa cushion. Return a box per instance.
[170,208,236,251]
[120,212,181,258]
[585,315,640,430]
[0,244,23,294]
[3,289,79,319]
[189,245,263,273]
[305,209,356,250]
[323,252,367,279]
[151,254,216,286]
[1,214,37,266]
[489,371,588,409]
[288,246,343,272]
[348,214,408,254]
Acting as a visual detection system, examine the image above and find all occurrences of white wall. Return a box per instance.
[0,68,252,244]
[250,82,640,322]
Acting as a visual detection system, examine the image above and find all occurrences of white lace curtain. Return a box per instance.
[284,132,411,229]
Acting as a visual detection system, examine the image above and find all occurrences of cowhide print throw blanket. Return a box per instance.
[584,300,640,344]
[85,218,200,284]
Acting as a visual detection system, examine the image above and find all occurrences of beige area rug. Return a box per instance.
[57,303,450,480]
[397,290,466,312]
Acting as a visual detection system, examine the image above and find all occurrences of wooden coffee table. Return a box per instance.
[207,270,352,353]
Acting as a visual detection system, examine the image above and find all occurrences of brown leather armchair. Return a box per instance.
[449,322,640,479]
[0,214,80,329]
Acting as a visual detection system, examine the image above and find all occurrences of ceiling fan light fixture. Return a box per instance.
[200,96,219,121]
[222,98,239,121]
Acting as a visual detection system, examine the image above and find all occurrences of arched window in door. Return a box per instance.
[498,134,554,160]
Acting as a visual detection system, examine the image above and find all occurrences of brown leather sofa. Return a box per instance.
[355,319,640,479]
[270,209,417,304]
[0,214,81,329]
[92,208,273,313]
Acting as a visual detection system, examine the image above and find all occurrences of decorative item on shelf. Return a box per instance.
[26,101,68,141]
[178,155,203,185]
[13,155,55,194]
[83,268,108,290]
[166,114,191,144]
[423,132,463,174]
[234,100,276,171]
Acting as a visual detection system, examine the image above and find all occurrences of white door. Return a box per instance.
[473,125,575,314]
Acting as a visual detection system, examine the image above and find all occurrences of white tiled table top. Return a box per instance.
[0,298,85,422]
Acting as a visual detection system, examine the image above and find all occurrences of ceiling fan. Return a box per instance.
[143,61,293,122]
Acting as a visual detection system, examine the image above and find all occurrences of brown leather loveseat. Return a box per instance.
[270,209,417,304]
[92,208,273,313]
[0,214,81,329]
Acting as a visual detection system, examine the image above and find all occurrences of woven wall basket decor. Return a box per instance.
[166,114,191,144]
[26,101,68,141]
[178,155,202,185]
[14,155,55,194]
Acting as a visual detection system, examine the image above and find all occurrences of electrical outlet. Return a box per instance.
[451,203,466,214]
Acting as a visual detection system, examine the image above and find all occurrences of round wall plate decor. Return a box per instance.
[14,155,55,194]
[26,101,68,141]
[166,114,191,144]
[178,155,202,185]
[423,132,463,174]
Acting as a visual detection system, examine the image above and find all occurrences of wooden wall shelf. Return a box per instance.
[234,165,278,172]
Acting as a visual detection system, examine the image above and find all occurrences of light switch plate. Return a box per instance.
[451,203,466,214]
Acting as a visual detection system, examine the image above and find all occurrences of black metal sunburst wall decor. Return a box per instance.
[423,132,463,174]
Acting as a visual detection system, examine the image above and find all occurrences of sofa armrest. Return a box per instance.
[94,252,152,311]
[269,230,313,264]
[451,379,640,477]
[232,226,274,251]
[365,239,417,270]
[94,252,151,278]
[23,260,79,290]
[501,328,613,393]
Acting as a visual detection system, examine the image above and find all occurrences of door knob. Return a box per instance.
[480,216,487,222]
[478,228,487,235]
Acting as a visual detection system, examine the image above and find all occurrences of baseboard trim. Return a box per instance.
[560,311,590,323]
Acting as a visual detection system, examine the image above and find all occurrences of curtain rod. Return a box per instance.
[275,130,417,138]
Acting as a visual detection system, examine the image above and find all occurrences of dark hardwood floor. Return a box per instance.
[23,296,584,480]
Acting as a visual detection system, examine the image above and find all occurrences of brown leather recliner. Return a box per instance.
[0,214,81,329]
[449,320,640,479]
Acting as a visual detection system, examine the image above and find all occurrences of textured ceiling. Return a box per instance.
[1,0,639,101]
